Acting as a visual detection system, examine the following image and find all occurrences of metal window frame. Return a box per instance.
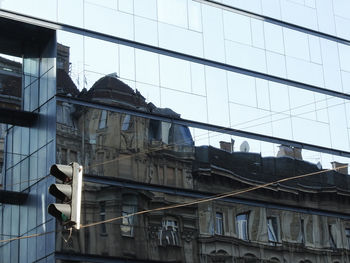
[215,212,224,235]
[236,213,249,240]
[84,174,350,220]
[267,216,279,243]
[196,0,350,46]
[1,9,350,102]
[57,95,350,159]
[2,8,350,158]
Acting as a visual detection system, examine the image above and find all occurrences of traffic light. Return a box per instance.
[48,162,83,229]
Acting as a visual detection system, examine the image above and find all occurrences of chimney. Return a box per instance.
[331,162,348,175]
[277,145,303,160]
[220,140,234,153]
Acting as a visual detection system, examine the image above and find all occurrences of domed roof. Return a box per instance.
[85,73,147,108]
[90,73,134,95]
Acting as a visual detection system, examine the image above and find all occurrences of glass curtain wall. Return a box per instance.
[1,0,350,94]
[0,0,349,156]
[54,99,350,261]
[1,0,350,262]
[58,29,350,163]
[0,29,56,262]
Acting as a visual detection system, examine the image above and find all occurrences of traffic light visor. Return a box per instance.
[50,164,73,182]
[48,203,71,222]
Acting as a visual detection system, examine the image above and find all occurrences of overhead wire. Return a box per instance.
[80,164,346,229]
[0,231,55,244]
[0,163,347,244]
[1,89,349,241]
[2,175,50,189]
[191,95,348,145]
[1,95,350,244]
[1,90,346,189]
[85,93,349,171]
[3,94,334,190]
[85,108,338,174]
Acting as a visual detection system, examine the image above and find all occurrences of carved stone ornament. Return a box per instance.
[148,225,159,240]
[181,229,196,242]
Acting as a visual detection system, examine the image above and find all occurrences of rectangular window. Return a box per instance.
[301,219,305,244]
[236,213,248,240]
[121,195,137,237]
[160,218,179,246]
[215,212,223,235]
[345,228,350,249]
[121,205,136,237]
[98,110,107,129]
[329,224,336,248]
[100,201,107,235]
[121,114,132,131]
[267,217,279,243]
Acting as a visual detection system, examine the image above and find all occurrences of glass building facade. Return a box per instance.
[0,0,350,262]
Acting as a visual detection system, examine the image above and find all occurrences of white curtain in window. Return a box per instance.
[215,212,223,235]
[267,218,278,242]
[236,214,248,240]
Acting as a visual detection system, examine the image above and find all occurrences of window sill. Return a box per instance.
[121,234,135,239]
[158,244,181,248]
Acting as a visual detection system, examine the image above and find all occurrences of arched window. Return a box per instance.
[270,257,280,263]
[243,253,258,263]
[209,249,229,263]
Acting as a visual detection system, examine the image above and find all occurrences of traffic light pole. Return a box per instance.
[72,164,83,229]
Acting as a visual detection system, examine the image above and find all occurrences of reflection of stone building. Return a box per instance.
[56,73,197,262]
[0,56,21,110]
[1,47,350,262]
[194,146,350,263]
[0,56,22,184]
[55,71,350,262]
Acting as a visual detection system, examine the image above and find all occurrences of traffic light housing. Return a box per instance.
[48,162,83,229]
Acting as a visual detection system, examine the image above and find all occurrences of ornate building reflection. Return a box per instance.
[55,70,350,263]
[1,46,349,262]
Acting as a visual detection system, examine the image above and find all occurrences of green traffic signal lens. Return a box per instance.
[61,213,69,222]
